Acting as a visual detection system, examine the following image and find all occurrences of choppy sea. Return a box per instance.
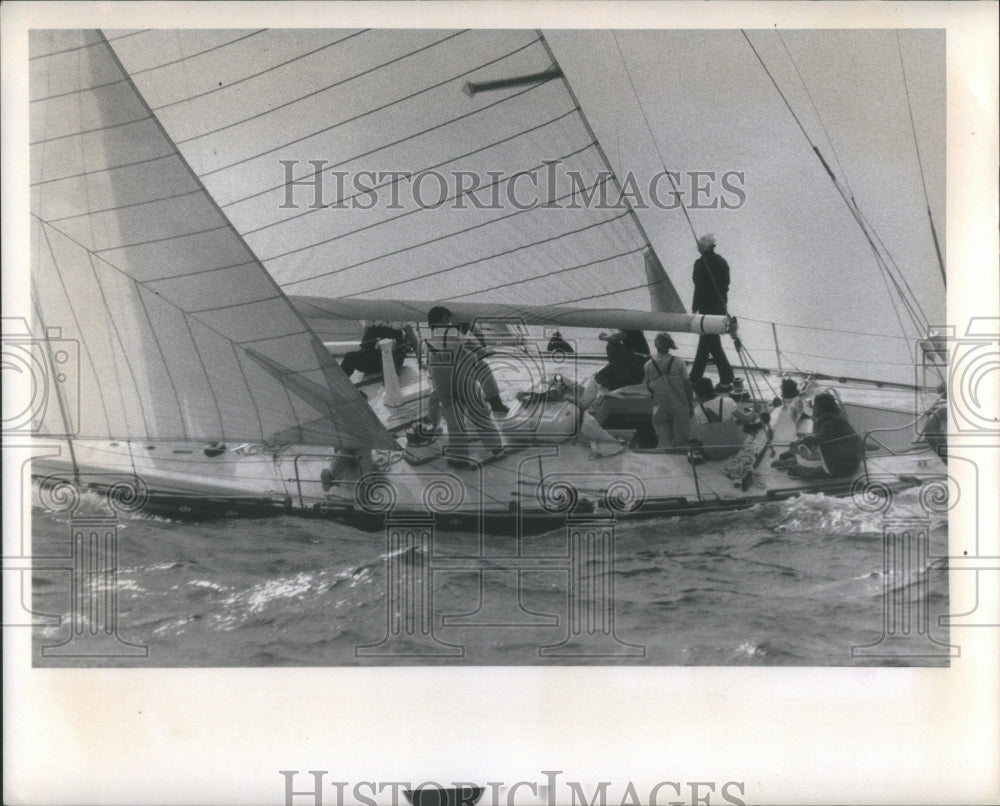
[30,489,950,666]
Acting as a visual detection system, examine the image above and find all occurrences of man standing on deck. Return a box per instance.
[689,233,735,393]
[424,305,506,466]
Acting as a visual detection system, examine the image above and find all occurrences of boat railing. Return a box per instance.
[860,418,936,475]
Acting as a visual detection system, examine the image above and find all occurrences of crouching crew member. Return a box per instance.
[785,392,864,479]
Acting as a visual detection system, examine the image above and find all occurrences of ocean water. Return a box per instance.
[29,489,950,666]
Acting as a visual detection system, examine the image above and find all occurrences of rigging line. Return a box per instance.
[780,349,916,367]
[735,342,778,400]
[775,30,855,201]
[862,234,915,347]
[440,242,646,302]
[611,31,699,247]
[542,34,663,264]
[739,316,912,341]
[272,140,598,271]
[178,29,471,148]
[895,30,946,289]
[127,29,269,77]
[852,199,930,328]
[611,31,734,322]
[149,30,364,106]
[743,30,923,345]
[241,101,578,237]
[344,206,630,300]
[285,173,613,289]
[228,74,555,214]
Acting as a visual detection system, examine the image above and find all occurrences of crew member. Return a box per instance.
[594,329,649,391]
[785,392,864,479]
[644,333,693,448]
[691,377,744,459]
[340,320,420,377]
[689,233,735,392]
[424,306,505,465]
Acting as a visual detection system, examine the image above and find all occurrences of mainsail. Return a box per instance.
[103,29,684,314]
[30,30,396,450]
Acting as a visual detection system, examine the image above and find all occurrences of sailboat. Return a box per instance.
[27,28,947,533]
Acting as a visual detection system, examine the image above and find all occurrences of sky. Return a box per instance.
[547,28,946,384]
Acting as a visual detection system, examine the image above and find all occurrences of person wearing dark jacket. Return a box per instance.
[689,233,735,391]
[593,329,649,391]
[341,320,419,377]
[787,392,864,479]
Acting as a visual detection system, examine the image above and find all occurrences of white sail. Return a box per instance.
[30,29,397,450]
[104,29,684,314]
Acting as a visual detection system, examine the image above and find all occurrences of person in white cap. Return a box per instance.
[690,233,735,393]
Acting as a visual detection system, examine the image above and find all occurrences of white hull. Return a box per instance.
[32,356,946,533]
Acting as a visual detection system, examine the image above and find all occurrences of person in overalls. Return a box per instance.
[643,333,693,448]
[424,306,504,465]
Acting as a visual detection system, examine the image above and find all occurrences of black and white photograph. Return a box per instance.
[4,1,998,804]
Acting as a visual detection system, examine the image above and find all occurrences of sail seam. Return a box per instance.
[30,152,177,187]
[29,32,105,61]
[231,80,563,221]
[272,140,597,269]
[144,259,260,284]
[148,30,361,105]
[30,114,153,146]
[188,295,286,315]
[91,223,231,253]
[31,77,130,103]
[34,213,341,442]
[344,205,630,299]
[194,33,539,177]
[270,175,607,287]
[33,223,115,433]
[44,188,204,224]
[181,315,230,441]
[134,282,188,436]
[446,245,647,302]
[129,30,269,76]
[84,250,153,437]
[330,175,613,289]
[179,30,471,149]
